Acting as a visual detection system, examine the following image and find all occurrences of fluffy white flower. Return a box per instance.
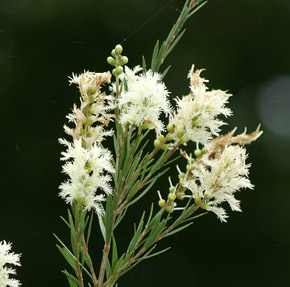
[59,139,114,216]
[118,69,171,134]
[0,241,21,287]
[184,145,253,222]
[170,66,232,146]
[65,71,115,147]
[69,71,111,97]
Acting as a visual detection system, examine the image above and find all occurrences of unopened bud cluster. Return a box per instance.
[158,181,186,212]
[107,44,128,76]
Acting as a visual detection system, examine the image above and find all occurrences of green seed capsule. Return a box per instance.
[201,203,208,209]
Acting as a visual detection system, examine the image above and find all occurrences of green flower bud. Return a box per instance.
[167,123,174,133]
[87,118,94,126]
[116,66,123,75]
[87,87,96,96]
[166,133,173,141]
[168,193,176,201]
[141,123,151,129]
[161,144,169,150]
[202,147,208,154]
[194,149,203,157]
[107,56,116,66]
[201,203,208,209]
[176,192,184,200]
[154,139,161,148]
[194,196,201,204]
[158,199,166,207]
[186,164,194,171]
[118,56,128,65]
[165,203,174,212]
[192,120,199,127]
[169,186,175,193]
[178,139,185,145]
[112,68,117,76]
[178,173,185,179]
[176,130,184,138]
[158,135,164,141]
[115,44,123,56]
[111,49,116,57]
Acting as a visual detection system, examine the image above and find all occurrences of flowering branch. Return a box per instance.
[56,1,262,287]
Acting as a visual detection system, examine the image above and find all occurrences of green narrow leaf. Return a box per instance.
[98,216,106,242]
[112,253,125,274]
[62,270,81,287]
[164,222,194,238]
[112,236,118,269]
[105,195,114,243]
[140,246,171,260]
[165,29,186,58]
[82,248,93,269]
[161,65,171,80]
[114,207,127,229]
[151,40,159,71]
[188,1,207,18]
[106,259,112,280]
[144,219,166,249]
[57,245,77,272]
[60,216,70,229]
[86,211,94,245]
[126,180,140,200]
[126,212,145,256]
[142,55,147,73]
[155,41,166,72]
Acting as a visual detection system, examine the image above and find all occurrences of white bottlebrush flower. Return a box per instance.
[118,69,171,134]
[170,66,232,146]
[59,138,114,216]
[65,71,115,147]
[69,70,111,98]
[0,241,21,287]
[183,145,253,222]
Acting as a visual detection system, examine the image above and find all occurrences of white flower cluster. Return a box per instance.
[65,71,115,147]
[60,71,115,216]
[59,139,114,216]
[118,67,171,134]
[0,241,21,287]
[184,145,253,222]
[170,65,232,146]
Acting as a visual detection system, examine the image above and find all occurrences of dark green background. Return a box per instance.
[1,0,290,286]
